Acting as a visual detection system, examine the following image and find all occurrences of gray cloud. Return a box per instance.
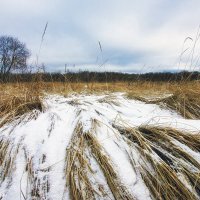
[1,0,200,73]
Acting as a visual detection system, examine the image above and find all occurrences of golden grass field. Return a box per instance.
[0,80,200,125]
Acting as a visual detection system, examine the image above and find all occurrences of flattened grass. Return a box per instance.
[0,83,43,127]
[66,122,135,200]
[85,132,135,200]
[115,124,200,199]
[65,124,96,200]
[127,81,200,119]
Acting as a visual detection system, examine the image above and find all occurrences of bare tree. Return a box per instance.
[0,36,30,77]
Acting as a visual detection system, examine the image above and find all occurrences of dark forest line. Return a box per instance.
[0,71,200,83]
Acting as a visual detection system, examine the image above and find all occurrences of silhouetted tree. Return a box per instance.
[0,36,30,78]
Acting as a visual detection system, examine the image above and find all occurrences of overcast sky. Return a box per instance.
[1,0,200,73]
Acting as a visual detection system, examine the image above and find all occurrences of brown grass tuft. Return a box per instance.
[127,81,200,119]
[0,139,20,182]
[0,83,43,127]
[85,131,135,200]
[115,124,200,199]
[65,124,96,200]
[156,92,200,119]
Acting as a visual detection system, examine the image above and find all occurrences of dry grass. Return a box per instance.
[65,123,97,200]
[141,161,196,200]
[127,80,200,119]
[85,131,135,200]
[98,94,120,106]
[1,80,199,95]
[0,82,43,127]
[142,126,200,153]
[0,139,20,183]
[182,167,200,196]
[154,91,200,119]
[115,124,200,199]
[1,80,200,199]
[0,81,169,126]
[65,122,134,200]
[24,153,50,199]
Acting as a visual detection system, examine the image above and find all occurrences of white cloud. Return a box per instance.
[1,0,200,72]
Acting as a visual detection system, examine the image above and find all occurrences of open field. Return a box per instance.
[0,81,200,199]
[1,0,200,199]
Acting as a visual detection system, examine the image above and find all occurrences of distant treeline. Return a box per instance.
[0,71,200,83]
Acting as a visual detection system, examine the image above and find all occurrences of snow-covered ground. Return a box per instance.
[0,93,200,200]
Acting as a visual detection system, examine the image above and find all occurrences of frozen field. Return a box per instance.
[0,93,200,200]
